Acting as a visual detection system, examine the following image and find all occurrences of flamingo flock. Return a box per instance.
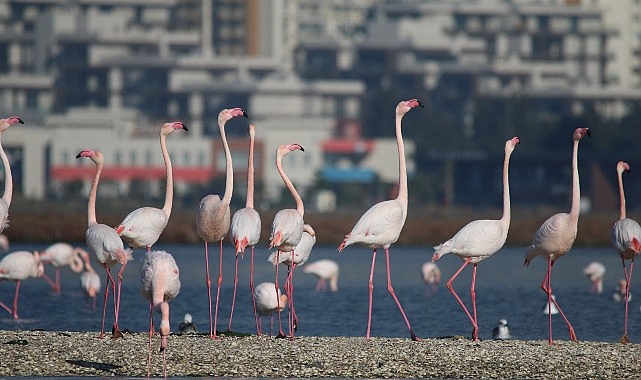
[0,100,638,380]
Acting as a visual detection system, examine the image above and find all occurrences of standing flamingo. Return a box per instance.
[303,259,339,292]
[196,108,248,338]
[80,254,101,310]
[140,250,181,378]
[582,261,606,295]
[39,242,90,294]
[269,143,306,338]
[0,250,44,319]
[0,116,23,233]
[337,99,423,341]
[268,223,315,338]
[524,127,591,344]
[254,282,288,336]
[611,160,641,343]
[228,123,261,333]
[420,262,441,295]
[115,121,188,251]
[78,149,133,339]
[432,137,519,341]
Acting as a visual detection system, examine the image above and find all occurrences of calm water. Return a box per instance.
[0,243,638,343]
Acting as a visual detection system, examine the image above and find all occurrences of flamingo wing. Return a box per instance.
[117,207,168,247]
[344,200,404,248]
[87,223,131,265]
[230,207,261,252]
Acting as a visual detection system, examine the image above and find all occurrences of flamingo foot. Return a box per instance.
[568,328,578,342]
[111,325,124,340]
[620,334,631,344]
[276,332,287,339]
[410,334,421,342]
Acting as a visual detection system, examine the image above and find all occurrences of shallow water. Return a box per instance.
[0,243,638,343]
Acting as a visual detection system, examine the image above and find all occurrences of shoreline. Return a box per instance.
[1,330,640,378]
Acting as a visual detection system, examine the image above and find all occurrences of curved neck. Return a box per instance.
[395,114,408,210]
[160,133,173,217]
[88,160,103,225]
[220,121,233,207]
[277,152,304,216]
[245,130,255,209]
[0,138,12,206]
[569,139,581,218]
[618,170,626,220]
[500,150,512,223]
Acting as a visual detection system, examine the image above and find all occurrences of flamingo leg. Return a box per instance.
[11,280,21,319]
[98,268,112,339]
[250,247,260,335]
[147,302,153,378]
[470,263,479,341]
[112,263,127,339]
[288,262,298,340]
[213,240,223,338]
[447,258,477,340]
[366,249,377,340]
[204,242,214,338]
[41,271,58,292]
[621,257,634,343]
[275,251,285,338]
[227,252,240,332]
[55,269,61,294]
[541,258,578,343]
[0,300,11,314]
[384,248,419,341]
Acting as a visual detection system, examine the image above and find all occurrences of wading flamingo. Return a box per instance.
[78,149,133,339]
[0,250,43,319]
[611,161,641,343]
[582,261,605,295]
[420,262,440,295]
[80,255,101,310]
[228,124,261,333]
[39,242,90,294]
[115,121,188,251]
[303,259,339,292]
[337,99,423,341]
[0,116,23,233]
[254,282,288,336]
[433,137,519,341]
[524,127,591,345]
[195,108,247,338]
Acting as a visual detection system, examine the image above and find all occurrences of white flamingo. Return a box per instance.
[0,116,23,233]
[525,127,591,344]
[337,99,423,341]
[0,250,44,319]
[39,242,90,294]
[303,259,339,292]
[80,256,101,310]
[582,261,606,295]
[254,282,288,336]
[420,262,440,295]
[432,137,519,341]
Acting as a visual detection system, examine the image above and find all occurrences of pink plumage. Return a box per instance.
[0,250,44,319]
[39,242,89,293]
[303,259,339,292]
[420,262,440,295]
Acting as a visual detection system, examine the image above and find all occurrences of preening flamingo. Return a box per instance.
[254,282,288,336]
[0,116,23,233]
[433,136,519,341]
[39,242,90,294]
[420,262,440,295]
[337,99,423,341]
[611,160,641,343]
[524,127,591,344]
[303,259,339,292]
[77,149,133,339]
[0,250,44,319]
[115,121,188,251]
[268,223,315,338]
[582,261,605,295]
[269,143,306,338]
[228,124,261,333]
[140,250,181,378]
[195,108,247,338]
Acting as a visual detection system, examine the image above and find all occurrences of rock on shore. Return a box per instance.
[1,330,640,378]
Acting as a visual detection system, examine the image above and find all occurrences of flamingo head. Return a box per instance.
[505,136,520,154]
[76,149,104,165]
[218,108,248,125]
[161,121,188,136]
[396,99,424,116]
[277,143,304,158]
[617,161,631,175]
[0,116,23,132]
[573,127,591,141]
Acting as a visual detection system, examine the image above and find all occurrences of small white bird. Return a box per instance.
[492,319,512,340]
[178,313,198,334]
[542,294,560,315]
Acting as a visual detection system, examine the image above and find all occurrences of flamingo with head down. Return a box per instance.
[39,242,90,294]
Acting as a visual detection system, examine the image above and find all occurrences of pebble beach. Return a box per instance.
[1,330,640,379]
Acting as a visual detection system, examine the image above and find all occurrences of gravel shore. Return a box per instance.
[1,330,640,378]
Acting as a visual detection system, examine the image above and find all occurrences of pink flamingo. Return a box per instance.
[611,160,641,343]
[115,121,188,251]
[303,259,339,292]
[582,261,605,295]
[140,250,181,378]
[0,250,44,319]
[39,242,89,294]
[254,282,288,336]
[268,223,315,338]
[269,143,305,338]
[195,108,248,338]
[420,262,441,295]
[80,255,101,310]
[77,149,133,339]
[337,99,423,341]
[0,116,23,233]
[525,127,591,344]
[228,124,261,333]
[433,137,519,341]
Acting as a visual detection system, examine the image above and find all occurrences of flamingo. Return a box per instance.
[612,278,631,303]
[269,143,306,338]
[268,223,316,338]
[140,250,181,378]
[420,262,441,295]
[39,242,90,294]
[115,121,188,251]
[77,149,133,339]
[178,313,198,334]
[254,282,288,336]
[228,123,261,333]
[337,99,423,341]
[582,261,606,295]
[0,250,44,319]
[80,256,101,310]
[0,116,23,233]
[492,319,512,340]
[525,127,591,344]
[432,137,519,341]
[303,259,339,292]
[195,107,248,338]
[611,161,641,343]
